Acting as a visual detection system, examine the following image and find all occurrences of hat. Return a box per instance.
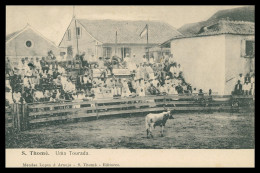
[28,63,35,67]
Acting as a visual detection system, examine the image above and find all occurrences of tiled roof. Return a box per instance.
[77,19,183,44]
[197,20,255,36]
[160,20,255,47]
[6,24,58,47]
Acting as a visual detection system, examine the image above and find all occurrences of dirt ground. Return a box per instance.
[6,112,255,149]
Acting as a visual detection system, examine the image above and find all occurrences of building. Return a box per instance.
[6,24,60,65]
[161,20,255,95]
[59,18,183,64]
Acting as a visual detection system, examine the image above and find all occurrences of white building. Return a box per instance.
[6,24,61,65]
[59,18,183,63]
[161,20,255,95]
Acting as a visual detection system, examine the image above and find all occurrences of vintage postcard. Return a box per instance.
[5,5,255,167]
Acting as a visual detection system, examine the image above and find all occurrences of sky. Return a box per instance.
[6,5,247,45]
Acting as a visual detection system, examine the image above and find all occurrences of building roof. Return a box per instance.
[76,19,183,44]
[6,24,58,47]
[161,20,255,47]
[6,30,23,41]
[197,20,255,36]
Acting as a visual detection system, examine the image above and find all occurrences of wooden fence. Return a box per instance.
[5,94,254,132]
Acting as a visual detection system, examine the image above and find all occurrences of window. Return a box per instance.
[103,47,112,58]
[241,40,255,58]
[121,48,131,58]
[60,52,66,56]
[246,40,255,57]
[67,46,73,59]
[25,40,32,48]
[76,27,81,38]
[67,29,71,41]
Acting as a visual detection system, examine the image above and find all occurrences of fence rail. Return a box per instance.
[5,94,254,132]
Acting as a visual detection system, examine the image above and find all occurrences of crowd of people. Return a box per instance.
[233,72,255,96]
[5,51,206,106]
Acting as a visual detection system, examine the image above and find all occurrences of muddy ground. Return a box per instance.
[6,112,255,149]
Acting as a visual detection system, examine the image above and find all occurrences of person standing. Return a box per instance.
[34,57,41,73]
[238,73,245,91]
[250,73,255,96]
[244,81,251,95]
[6,57,14,77]
[149,56,154,64]
[18,58,28,77]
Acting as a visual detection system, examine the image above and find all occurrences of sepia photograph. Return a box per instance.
[5,5,255,167]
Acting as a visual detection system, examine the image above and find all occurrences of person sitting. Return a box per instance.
[24,57,29,65]
[182,83,188,93]
[149,56,154,64]
[147,83,159,95]
[97,57,105,68]
[43,90,51,102]
[23,88,34,103]
[198,89,204,96]
[55,89,61,100]
[193,88,198,95]
[187,84,193,94]
[169,84,178,95]
[177,64,183,76]
[209,89,212,96]
[176,84,184,94]
[146,64,155,80]
[18,58,29,77]
[234,80,243,95]
[158,84,166,95]
[34,89,44,102]
[13,90,22,103]
[129,80,136,94]
[121,84,131,97]
[41,57,49,74]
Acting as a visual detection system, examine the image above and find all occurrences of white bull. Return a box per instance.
[145,110,174,138]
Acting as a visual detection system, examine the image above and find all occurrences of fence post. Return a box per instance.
[22,104,29,131]
[163,95,166,109]
[95,102,99,119]
[11,104,15,131]
[14,103,21,132]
